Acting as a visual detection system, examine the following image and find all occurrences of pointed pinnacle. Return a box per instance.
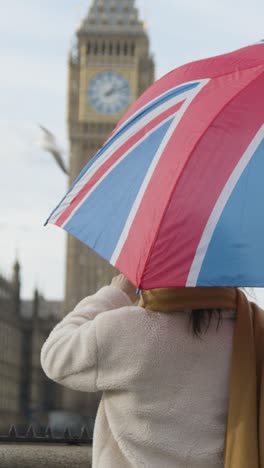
[45,426,53,438]
[26,425,36,438]
[80,426,89,440]
[8,425,17,438]
[64,427,72,439]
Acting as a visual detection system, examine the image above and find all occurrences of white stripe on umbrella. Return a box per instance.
[50,80,205,225]
[58,114,178,228]
[110,79,210,266]
[108,80,202,138]
[186,123,264,287]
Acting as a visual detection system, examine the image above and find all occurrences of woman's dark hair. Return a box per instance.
[190,309,223,337]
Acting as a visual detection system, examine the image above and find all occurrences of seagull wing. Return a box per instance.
[38,125,69,175]
[50,149,69,175]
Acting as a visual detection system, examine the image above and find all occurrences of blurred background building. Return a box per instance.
[0,261,62,433]
[65,0,155,311]
[63,0,155,419]
[0,0,155,434]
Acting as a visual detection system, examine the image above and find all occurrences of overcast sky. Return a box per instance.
[1,0,264,304]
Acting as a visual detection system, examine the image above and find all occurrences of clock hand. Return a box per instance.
[104,87,115,97]
[116,84,128,92]
[104,84,128,97]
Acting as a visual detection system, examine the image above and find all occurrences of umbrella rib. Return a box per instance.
[139,67,264,287]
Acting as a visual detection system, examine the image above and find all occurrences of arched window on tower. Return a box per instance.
[86,42,91,55]
[101,42,106,54]
[124,43,128,56]
[109,42,113,55]
[94,42,98,54]
[97,0,104,12]
[116,42,120,56]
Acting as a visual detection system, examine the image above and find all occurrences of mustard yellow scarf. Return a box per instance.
[139,287,264,468]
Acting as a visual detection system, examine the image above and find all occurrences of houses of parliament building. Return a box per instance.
[0,261,61,432]
[0,0,155,431]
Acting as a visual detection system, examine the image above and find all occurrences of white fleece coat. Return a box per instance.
[41,285,235,468]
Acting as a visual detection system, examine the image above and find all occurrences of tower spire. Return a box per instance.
[12,258,21,315]
[78,0,144,35]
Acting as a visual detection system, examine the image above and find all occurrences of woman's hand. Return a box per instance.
[111,274,138,303]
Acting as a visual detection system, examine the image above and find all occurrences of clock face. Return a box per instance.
[88,71,131,115]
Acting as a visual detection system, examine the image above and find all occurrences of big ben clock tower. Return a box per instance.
[65,0,155,311]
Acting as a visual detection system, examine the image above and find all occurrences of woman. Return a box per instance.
[41,274,264,468]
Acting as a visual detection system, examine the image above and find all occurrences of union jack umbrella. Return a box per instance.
[46,40,264,288]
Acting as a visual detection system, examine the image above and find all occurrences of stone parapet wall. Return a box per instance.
[0,444,92,468]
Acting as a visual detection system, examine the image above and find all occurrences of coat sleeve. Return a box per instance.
[40,286,133,392]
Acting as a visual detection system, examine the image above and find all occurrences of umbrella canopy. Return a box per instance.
[46,40,264,289]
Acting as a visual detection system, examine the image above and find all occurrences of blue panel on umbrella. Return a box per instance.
[65,117,174,261]
[197,138,264,286]
[47,83,200,224]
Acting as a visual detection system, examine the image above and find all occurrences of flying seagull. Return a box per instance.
[38,125,69,175]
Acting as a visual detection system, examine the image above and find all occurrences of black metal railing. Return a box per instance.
[0,425,92,445]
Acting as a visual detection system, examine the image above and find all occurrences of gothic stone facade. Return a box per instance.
[65,0,155,311]
[0,262,62,433]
